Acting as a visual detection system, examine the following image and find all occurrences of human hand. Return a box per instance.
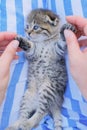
[0,32,19,105]
[64,16,87,99]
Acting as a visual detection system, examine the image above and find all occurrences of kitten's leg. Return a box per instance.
[18,91,48,130]
[19,110,46,130]
[15,36,33,51]
[18,82,52,130]
[60,23,77,41]
[52,108,62,130]
[19,87,37,119]
[6,87,37,130]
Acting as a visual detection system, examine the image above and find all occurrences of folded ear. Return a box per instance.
[44,15,59,26]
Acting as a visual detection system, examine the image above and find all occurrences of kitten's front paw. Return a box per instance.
[60,23,77,41]
[15,36,32,51]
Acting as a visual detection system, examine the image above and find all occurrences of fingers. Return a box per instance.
[66,16,87,37]
[0,32,17,42]
[66,16,87,29]
[64,30,81,59]
[83,24,87,35]
[79,39,87,47]
[0,40,19,68]
[0,45,21,52]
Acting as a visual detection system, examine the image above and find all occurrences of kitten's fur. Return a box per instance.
[6,9,76,130]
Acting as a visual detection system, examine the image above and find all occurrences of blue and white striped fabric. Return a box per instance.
[0,0,87,130]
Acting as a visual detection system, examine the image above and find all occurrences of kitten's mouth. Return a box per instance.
[26,33,31,40]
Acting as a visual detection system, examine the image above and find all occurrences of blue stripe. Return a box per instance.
[15,0,25,35]
[64,82,72,99]
[68,119,77,127]
[0,0,7,31]
[61,107,69,118]
[73,128,78,130]
[42,0,48,9]
[63,0,73,16]
[32,0,38,9]
[79,114,87,126]
[0,61,25,129]
[0,3,1,31]
[50,0,56,13]
[71,99,81,113]
[80,119,87,126]
[81,0,87,18]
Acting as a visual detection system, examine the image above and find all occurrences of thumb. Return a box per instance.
[1,40,19,68]
[64,30,81,59]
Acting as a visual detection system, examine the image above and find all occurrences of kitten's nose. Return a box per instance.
[28,30,33,36]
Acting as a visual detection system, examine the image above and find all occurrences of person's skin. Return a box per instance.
[64,16,87,100]
[0,32,19,105]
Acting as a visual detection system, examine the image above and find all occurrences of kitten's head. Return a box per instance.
[25,9,60,42]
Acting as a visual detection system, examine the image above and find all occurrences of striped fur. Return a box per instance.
[6,9,68,130]
[1,1,87,130]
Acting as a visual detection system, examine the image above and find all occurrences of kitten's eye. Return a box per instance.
[33,25,39,30]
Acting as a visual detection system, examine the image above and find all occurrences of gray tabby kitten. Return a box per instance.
[6,9,77,130]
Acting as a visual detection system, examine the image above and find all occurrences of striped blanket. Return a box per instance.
[0,0,87,130]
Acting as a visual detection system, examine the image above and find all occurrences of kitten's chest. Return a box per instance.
[37,43,54,60]
[27,41,58,77]
[28,41,56,62]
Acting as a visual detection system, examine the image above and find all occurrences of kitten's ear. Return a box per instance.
[54,18,59,26]
[45,15,59,26]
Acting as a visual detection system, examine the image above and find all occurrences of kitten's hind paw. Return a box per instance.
[6,126,22,130]
[60,23,77,41]
[6,127,16,130]
[6,127,22,130]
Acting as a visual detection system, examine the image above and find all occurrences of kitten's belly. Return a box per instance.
[28,58,66,81]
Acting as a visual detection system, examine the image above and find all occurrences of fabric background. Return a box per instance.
[0,0,87,130]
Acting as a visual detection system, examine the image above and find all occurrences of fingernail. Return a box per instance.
[64,30,71,38]
[12,40,19,49]
[84,24,87,35]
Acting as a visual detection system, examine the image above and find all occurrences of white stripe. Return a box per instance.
[62,115,69,127]
[18,60,28,82]
[63,97,72,110]
[9,60,18,83]
[79,101,87,116]
[77,122,87,130]
[6,0,16,32]
[55,0,66,23]
[38,0,43,8]
[64,128,73,130]
[68,110,80,120]
[22,0,32,24]
[71,0,83,16]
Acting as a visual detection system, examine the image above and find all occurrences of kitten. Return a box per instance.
[6,9,77,130]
